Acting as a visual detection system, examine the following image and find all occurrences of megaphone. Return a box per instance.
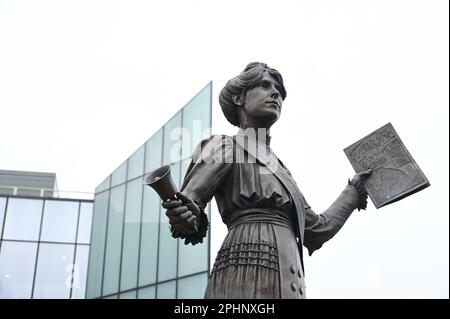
[144,165,178,201]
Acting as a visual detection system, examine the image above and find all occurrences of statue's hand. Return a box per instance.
[350,169,372,188]
[162,192,200,236]
[348,169,372,211]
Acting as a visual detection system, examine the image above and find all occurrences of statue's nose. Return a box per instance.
[271,91,279,99]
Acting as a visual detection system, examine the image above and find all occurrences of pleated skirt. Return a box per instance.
[204,222,306,299]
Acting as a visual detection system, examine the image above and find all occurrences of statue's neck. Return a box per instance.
[237,126,272,146]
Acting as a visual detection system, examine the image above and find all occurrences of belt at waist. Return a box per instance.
[226,208,296,233]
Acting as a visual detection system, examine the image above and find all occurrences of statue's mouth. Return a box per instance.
[266,100,280,109]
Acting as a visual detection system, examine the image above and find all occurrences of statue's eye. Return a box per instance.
[260,80,271,88]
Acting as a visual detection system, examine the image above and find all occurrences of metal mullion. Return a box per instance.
[0,197,10,256]
[117,160,129,296]
[30,199,46,299]
[81,229,92,296]
[69,201,82,299]
[208,81,212,274]
[96,156,194,196]
[135,142,147,297]
[175,109,184,299]
[107,174,142,190]
[100,270,209,299]
[1,238,89,246]
[100,185,112,298]
[154,125,165,299]
[4,194,94,203]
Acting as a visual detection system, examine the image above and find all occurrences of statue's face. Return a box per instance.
[241,72,283,128]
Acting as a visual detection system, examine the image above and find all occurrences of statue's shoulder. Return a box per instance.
[198,134,235,148]
[192,134,235,161]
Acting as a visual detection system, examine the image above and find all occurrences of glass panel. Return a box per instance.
[138,286,155,299]
[0,241,37,298]
[163,111,182,164]
[102,184,125,296]
[86,191,109,299]
[156,215,178,282]
[3,198,43,241]
[178,229,209,277]
[111,161,127,187]
[128,145,145,180]
[0,197,6,239]
[156,280,176,299]
[139,183,160,286]
[33,243,75,299]
[40,200,78,243]
[178,157,208,276]
[145,128,163,174]
[180,158,191,189]
[95,176,111,194]
[177,273,208,299]
[157,162,180,282]
[181,83,212,159]
[77,202,93,244]
[120,179,142,291]
[119,290,136,299]
[71,245,90,299]
[104,294,118,299]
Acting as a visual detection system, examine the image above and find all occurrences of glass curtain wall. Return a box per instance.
[0,196,93,299]
[87,82,212,299]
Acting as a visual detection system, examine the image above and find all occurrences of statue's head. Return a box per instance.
[219,62,287,129]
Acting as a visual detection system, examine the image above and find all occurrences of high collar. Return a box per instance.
[237,127,272,146]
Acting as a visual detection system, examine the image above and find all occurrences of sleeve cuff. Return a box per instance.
[172,204,209,246]
[347,179,369,211]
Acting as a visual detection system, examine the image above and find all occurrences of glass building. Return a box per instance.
[0,195,93,299]
[86,82,212,299]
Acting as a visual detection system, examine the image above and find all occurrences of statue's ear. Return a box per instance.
[232,94,243,106]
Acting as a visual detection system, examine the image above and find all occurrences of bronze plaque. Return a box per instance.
[344,123,430,208]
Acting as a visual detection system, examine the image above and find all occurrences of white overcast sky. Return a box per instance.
[0,0,448,298]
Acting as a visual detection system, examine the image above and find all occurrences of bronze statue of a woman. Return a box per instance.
[162,62,371,299]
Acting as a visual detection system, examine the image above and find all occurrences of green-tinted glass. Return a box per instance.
[178,158,208,276]
[181,83,212,159]
[157,280,176,299]
[157,162,180,282]
[86,191,109,298]
[178,231,209,277]
[111,161,127,187]
[128,145,145,181]
[145,128,163,174]
[138,286,155,299]
[102,185,125,296]
[163,111,182,165]
[95,176,110,194]
[177,273,208,299]
[119,290,136,299]
[120,179,142,291]
[139,185,160,286]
